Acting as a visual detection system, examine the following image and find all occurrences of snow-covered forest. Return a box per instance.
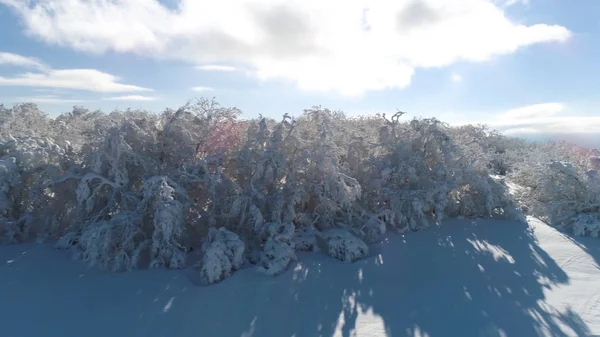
[1,98,599,285]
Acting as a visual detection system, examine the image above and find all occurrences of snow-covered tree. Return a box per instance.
[509,141,600,235]
[2,98,598,285]
[197,227,245,285]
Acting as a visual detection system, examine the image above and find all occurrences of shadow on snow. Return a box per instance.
[0,220,594,337]
[183,219,590,337]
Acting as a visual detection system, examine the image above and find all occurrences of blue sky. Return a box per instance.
[1,0,599,137]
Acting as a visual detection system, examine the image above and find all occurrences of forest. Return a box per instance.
[1,98,599,285]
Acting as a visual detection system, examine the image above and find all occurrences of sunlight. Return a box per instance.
[467,238,516,264]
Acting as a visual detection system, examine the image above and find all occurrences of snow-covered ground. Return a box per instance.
[1,217,599,337]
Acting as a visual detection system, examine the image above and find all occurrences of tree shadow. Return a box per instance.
[190,219,593,337]
[1,218,593,337]
[349,219,588,337]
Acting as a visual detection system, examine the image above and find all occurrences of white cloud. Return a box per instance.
[33,88,70,94]
[196,65,237,72]
[0,53,152,93]
[451,73,462,83]
[12,95,85,104]
[463,103,600,134]
[500,0,530,7]
[496,102,565,121]
[0,52,47,69]
[104,95,159,101]
[191,87,214,92]
[1,0,571,96]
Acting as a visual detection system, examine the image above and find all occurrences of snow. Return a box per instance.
[1,217,600,337]
[317,228,369,263]
[258,222,297,276]
[198,227,245,285]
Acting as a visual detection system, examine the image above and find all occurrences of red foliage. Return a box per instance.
[198,120,247,157]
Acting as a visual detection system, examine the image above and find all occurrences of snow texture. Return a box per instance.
[317,228,369,263]
[1,218,599,337]
[292,227,318,252]
[2,101,600,336]
[198,227,245,285]
[573,214,600,238]
[257,222,297,276]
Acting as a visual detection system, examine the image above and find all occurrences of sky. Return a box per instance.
[0,0,600,141]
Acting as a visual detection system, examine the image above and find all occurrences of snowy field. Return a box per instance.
[1,217,599,337]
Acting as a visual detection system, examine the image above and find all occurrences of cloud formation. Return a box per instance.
[500,0,530,7]
[196,65,237,72]
[0,52,152,93]
[12,95,85,104]
[104,95,159,101]
[191,87,214,92]
[470,103,600,134]
[0,52,47,69]
[0,0,571,96]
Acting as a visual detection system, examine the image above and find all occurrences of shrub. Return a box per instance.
[317,229,369,263]
[5,99,594,285]
[198,227,245,285]
[509,142,600,235]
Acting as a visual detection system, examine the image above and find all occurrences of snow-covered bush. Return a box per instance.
[198,227,245,285]
[68,211,147,271]
[159,98,242,166]
[509,142,600,235]
[0,133,73,243]
[55,122,192,270]
[219,114,306,270]
[291,108,364,233]
[361,115,522,236]
[141,176,188,269]
[316,228,369,263]
[226,116,296,231]
[447,174,523,221]
[60,175,189,271]
[292,226,319,252]
[573,214,600,238]
[9,98,594,283]
[368,117,455,232]
[0,103,56,138]
[447,124,529,176]
[257,222,297,275]
[0,156,19,242]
